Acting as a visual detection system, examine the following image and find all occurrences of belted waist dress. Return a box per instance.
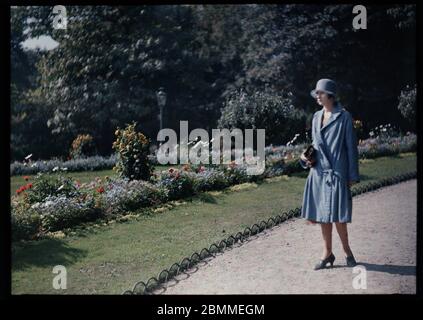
[299,103,360,223]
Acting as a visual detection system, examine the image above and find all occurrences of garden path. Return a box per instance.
[153,179,417,294]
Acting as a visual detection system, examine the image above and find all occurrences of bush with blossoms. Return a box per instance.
[112,122,153,181]
[69,133,97,159]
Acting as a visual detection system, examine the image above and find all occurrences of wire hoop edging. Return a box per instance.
[123,170,416,294]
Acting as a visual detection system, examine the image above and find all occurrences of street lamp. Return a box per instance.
[156,87,167,146]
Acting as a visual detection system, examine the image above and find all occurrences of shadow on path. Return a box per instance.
[358,262,415,276]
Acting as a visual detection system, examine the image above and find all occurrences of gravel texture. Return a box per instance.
[153,179,417,294]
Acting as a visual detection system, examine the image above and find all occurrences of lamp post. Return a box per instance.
[156,87,167,145]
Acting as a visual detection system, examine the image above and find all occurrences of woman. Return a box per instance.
[299,78,360,270]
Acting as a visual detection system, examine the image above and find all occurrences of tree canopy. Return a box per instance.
[11,5,416,160]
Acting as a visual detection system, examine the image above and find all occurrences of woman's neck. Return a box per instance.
[323,101,335,112]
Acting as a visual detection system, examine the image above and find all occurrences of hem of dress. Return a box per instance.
[302,217,352,223]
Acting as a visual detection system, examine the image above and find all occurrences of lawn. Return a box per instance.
[11,152,416,294]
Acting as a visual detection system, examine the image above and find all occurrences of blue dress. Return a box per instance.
[299,103,360,223]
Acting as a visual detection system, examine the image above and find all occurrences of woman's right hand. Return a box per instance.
[300,153,313,168]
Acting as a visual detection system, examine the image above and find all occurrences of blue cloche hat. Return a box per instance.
[310,78,337,98]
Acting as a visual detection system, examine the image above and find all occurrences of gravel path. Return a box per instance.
[153,179,417,294]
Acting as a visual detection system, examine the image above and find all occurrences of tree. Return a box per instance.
[22,6,215,155]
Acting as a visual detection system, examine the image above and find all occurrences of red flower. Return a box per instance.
[23,176,30,181]
[16,185,28,194]
[96,186,105,193]
[27,183,33,189]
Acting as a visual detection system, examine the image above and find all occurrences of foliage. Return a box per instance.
[153,168,197,200]
[11,200,42,241]
[70,134,96,159]
[10,132,417,241]
[31,196,101,232]
[397,84,416,126]
[112,122,153,181]
[218,87,307,145]
[103,178,166,213]
[22,174,80,204]
[11,154,117,176]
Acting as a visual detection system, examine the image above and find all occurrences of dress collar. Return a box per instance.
[319,102,344,131]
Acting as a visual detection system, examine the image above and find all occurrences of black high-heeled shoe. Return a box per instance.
[314,253,335,270]
[346,255,357,267]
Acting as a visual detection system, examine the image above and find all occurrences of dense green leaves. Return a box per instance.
[11,5,416,161]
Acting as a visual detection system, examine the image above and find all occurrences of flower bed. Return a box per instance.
[10,154,119,176]
[11,133,417,241]
[11,133,416,177]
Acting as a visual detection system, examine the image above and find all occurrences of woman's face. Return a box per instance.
[315,91,331,106]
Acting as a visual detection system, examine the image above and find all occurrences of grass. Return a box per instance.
[11,152,416,294]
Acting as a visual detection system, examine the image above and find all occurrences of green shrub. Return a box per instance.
[154,168,196,201]
[103,178,167,213]
[32,196,102,232]
[397,84,416,126]
[218,87,307,145]
[112,122,153,181]
[25,174,80,204]
[69,134,96,159]
[11,202,41,241]
[193,168,231,192]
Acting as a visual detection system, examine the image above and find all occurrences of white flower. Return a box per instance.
[31,202,41,210]
[57,185,64,191]
[52,166,59,172]
[369,132,374,137]
[61,167,68,171]
[44,200,54,207]
[25,154,33,160]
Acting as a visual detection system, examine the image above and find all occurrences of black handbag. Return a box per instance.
[303,144,316,166]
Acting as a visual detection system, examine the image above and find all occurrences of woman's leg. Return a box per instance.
[335,222,353,257]
[320,223,333,259]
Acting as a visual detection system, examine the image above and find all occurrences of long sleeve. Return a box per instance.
[345,113,360,182]
[299,158,309,169]
[299,114,315,170]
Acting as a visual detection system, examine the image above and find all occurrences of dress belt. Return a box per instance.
[322,169,343,187]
